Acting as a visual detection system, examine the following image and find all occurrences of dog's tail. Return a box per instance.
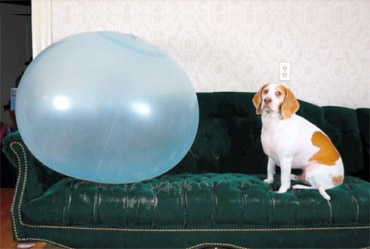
[319,186,331,200]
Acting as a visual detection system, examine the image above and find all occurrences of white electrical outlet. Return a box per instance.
[279,62,290,81]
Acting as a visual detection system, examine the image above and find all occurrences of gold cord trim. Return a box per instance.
[17,238,72,249]
[187,242,249,249]
[9,141,370,248]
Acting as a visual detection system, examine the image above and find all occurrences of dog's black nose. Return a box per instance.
[264,97,272,104]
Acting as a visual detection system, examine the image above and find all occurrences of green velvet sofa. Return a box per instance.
[2,92,370,249]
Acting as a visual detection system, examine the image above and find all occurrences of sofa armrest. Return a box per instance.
[356,108,370,182]
[1,132,67,202]
[1,132,21,169]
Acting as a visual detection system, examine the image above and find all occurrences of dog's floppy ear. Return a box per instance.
[253,83,269,115]
[281,87,300,119]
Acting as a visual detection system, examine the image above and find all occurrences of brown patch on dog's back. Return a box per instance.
[309,131,340,166]
[332,176,344,186]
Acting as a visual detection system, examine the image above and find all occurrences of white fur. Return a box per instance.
[256,84,344,200]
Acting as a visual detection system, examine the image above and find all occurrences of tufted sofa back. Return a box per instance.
[3,92,368,185]
[171,92,367,180]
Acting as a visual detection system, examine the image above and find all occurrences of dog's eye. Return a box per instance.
[263,89,269,95]
[275,91,282,97]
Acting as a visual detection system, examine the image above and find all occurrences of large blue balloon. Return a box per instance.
[16,31,199,184]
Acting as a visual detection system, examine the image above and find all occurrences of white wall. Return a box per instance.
[34,0,370,108]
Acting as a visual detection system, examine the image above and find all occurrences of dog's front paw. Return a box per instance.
[263,178,274,184]
[275,186,289,194]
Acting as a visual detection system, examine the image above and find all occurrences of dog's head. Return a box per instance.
[252,83,300,119]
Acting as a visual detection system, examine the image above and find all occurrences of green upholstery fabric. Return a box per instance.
[20,174,369,228]
[356,108,370,181]
[173,93,365,178]
[2,92,369,248]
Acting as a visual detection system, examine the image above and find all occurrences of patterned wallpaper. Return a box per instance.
[51,0,370,108]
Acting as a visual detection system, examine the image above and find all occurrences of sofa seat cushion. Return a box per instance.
[22,173,369,229]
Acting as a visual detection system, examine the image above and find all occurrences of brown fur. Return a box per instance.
[332,176,344,186]
[280,86,300,119]
[309,131,340,166]
[252,83,270,115]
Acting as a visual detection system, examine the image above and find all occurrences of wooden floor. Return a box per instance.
[0,188,45,249]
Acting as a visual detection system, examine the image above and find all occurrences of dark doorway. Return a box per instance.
[0,1,32,187]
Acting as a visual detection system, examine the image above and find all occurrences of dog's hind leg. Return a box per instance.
[292,184,314,189]
[292,184,331,200]
[290,174,300,181]
[318,186,331,200]
[290,172,310,185]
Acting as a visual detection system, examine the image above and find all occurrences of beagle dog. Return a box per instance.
[252,83,344,200]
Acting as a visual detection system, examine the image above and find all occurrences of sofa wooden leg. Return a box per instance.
[17,242,36,249]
